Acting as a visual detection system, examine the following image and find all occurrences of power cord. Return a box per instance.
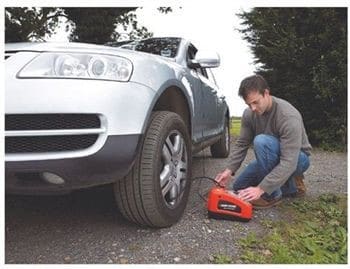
[192,176,218,185]
[192,176,219,202]
[191,150,219,203]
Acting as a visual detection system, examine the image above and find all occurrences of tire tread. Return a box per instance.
[114,111,191,227]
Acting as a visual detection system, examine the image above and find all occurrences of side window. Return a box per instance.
[187,43,209,78]
[187,44,197,63]
[200,68,208,78]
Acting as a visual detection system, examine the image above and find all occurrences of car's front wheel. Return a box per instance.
[114,111,192,228]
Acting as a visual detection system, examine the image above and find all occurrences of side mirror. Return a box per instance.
[189,51,220,68]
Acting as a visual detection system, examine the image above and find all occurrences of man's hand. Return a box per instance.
[237,186,264,202]
[214,168,233,186]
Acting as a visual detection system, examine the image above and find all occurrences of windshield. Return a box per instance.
[108,37,181,58]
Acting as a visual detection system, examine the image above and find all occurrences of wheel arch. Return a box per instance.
[143,80,193,138]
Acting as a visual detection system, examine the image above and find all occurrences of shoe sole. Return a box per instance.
[253,198,282,210]
[283,191,306,198]
[296,191,306,197]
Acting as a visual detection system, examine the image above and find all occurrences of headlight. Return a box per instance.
[18,52,133,82]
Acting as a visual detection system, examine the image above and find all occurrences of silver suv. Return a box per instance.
[5,37,230,227]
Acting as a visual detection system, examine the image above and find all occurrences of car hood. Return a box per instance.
[6,42,106,51]
[5,42,177,63]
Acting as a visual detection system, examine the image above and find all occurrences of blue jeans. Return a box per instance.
[232,134,310,200]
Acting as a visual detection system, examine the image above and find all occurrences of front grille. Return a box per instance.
[6,114,100,131]
[6,135,98,153]
[5,114,103,154]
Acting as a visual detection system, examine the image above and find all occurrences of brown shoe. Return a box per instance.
[294,175,306,197]
[251,196,282,209]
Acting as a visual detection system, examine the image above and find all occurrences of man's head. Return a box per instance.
[238,75,272,115]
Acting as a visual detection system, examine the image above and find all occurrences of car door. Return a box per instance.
[184,44,205,143]
[206,68,226,133]
[196,68,219,138]
[185,44,220,141]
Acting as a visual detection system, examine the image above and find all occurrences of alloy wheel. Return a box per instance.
[160,130,188,208]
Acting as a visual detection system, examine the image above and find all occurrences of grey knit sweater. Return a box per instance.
[229,96,312,194]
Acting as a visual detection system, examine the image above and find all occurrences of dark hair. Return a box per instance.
[238,74,270,99]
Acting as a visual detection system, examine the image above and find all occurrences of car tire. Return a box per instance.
[210,117,230,158]
[114,111,192,228]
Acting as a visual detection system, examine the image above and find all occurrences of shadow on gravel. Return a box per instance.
[5,185,139,228]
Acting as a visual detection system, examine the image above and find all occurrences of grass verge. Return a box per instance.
[238,193,347,264]
[230,118,241,137]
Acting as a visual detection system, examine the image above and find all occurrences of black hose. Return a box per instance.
[192,176,219,186]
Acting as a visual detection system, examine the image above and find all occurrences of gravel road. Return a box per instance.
[5,141,347,264]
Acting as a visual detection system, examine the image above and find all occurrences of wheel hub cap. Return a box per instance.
[160,130,187,208]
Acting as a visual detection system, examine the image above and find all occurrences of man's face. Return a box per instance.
[244,89,271,115]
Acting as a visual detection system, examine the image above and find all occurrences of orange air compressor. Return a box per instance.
[206,175,253,222]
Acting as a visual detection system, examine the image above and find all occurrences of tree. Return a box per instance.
[63,8,153,43]
[5,7,63,42]
[5,7,175,43]
[239,8,347,150]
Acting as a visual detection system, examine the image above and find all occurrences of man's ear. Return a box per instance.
[263,89,270,96]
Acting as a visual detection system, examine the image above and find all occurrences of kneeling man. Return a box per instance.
[215,75,312,208]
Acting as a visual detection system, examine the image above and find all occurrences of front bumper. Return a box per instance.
[5,51,156,194]
[5,134,142,194]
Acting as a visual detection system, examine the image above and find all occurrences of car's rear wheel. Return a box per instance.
[210,117,230,158]
[114,111,192,228]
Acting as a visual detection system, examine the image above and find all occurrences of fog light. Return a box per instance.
[42,172,65,185]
